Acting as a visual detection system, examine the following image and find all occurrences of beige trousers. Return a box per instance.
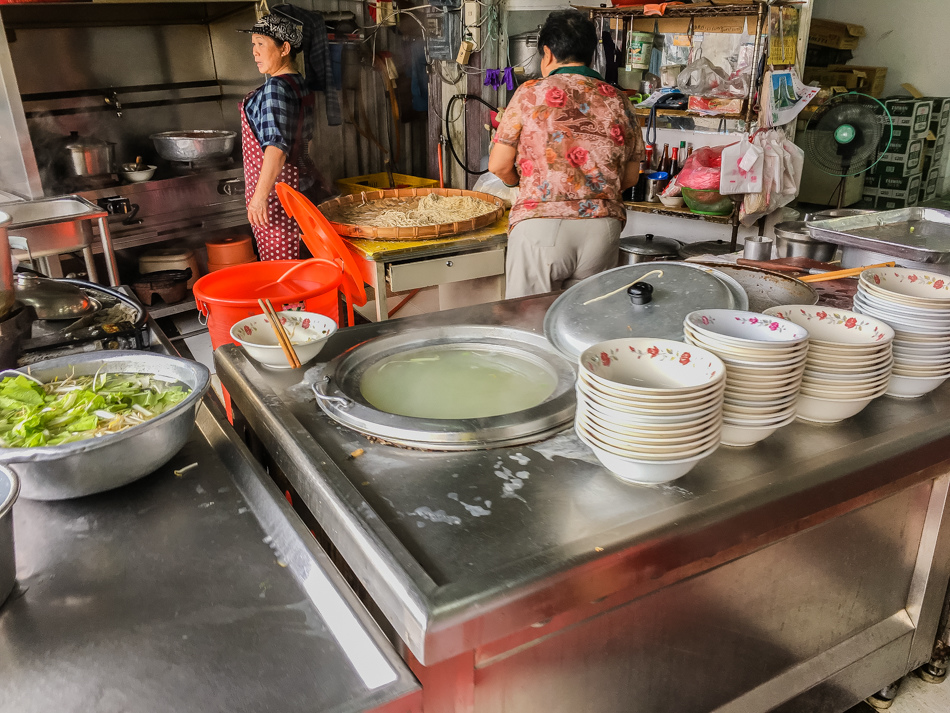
[506,217,622,299]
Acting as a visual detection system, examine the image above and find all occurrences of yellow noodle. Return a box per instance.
[333,193,496,228]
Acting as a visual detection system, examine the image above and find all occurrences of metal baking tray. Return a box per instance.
[808,208,950,264]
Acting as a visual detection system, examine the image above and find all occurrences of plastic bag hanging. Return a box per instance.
[719,137,764,195]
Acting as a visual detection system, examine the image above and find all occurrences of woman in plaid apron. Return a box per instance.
[239,14,329,260]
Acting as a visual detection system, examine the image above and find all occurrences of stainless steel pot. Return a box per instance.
[774,221,837,262]
[619,234,682,264]
[149,130,236,162]
[0,351,211,500]
[509,29,541,80]
[0,464,18,607]
[63,132,115,178]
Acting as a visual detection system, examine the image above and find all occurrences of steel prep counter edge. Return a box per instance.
[215,294,950,712]
[0,387,421,713]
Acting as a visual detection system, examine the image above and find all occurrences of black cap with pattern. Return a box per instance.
[239,13,303,50]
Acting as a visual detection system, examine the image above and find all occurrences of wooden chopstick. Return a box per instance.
[799,261,896,283]
[257,298,301,368]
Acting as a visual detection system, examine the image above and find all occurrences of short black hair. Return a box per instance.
[538,10,598,66]
[267,35,299,61]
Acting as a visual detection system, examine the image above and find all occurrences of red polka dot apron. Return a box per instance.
[240,74,315,261]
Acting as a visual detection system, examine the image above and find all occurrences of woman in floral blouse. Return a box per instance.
[489,9,644,298]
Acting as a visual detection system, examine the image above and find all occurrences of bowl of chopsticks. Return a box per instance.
[231,304,337,369]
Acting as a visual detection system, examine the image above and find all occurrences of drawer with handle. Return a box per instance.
[387,248,505,292]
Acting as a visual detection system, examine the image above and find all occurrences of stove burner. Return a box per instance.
[170,157,235,175]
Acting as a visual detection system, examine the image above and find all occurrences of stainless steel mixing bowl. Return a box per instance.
[0,351,211,500]
[149,130,236,162]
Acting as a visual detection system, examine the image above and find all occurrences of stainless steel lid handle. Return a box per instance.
[311,379,350,409]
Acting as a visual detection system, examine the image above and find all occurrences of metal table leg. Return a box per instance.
[97,216,119,286]
[374,260,388,322]
[81,246,99,283]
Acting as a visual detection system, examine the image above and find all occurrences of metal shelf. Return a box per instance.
[146,297,198,320]
[625,200,736,225]
[573,3,762,18]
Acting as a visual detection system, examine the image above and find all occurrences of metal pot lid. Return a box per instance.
[64,132,113,150]
[14,274,99,320]
[315,325,576,451]
[676,239,734,258]
[543,262,737,360]
[619,233,682,256]
[774,221,813,240]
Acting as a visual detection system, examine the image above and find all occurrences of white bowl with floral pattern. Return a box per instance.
[576,425,719,484]
[855,290,950,319]
[581,408,722,437]
[763,305,893,346]
[685,309,809,349]
[806,349,893,371]
[577,368,723,401]
[576,383,723,415]
[231,311,338,369]
[860,268,950,306]
[577,414,722,452]
[721,413,797,447]
[578,393,723,425]
[580,338,725,395]
[684,326,810,362]
[886,373,950,398]
[795,390,885,423]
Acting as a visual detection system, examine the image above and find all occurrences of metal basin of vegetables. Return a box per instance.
[0,351,210,500]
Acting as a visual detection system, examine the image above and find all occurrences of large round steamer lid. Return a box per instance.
[619,233,682,257]
[544,263,736,360]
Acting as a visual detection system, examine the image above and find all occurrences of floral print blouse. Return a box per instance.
[493,69,643,230]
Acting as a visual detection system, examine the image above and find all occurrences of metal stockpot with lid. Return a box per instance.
[618,234,682,264]
[62,132,115,178]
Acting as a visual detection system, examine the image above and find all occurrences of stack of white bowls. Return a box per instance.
[764,305,894,423]
[853,267,950,398]
[684,309,809,447]
[575,338,725,484]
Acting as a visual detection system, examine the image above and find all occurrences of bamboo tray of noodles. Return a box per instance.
[318,187,506,240]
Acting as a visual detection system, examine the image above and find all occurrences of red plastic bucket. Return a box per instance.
[193,259,342,352]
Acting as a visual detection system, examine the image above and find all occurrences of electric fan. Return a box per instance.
[800,92,894,208]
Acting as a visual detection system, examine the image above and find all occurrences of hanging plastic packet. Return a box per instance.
[720,136,764,195]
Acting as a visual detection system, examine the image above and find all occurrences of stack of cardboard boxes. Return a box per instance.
[860,98,950,209]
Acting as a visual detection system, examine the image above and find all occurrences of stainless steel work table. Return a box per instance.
[215,294,950,713]
[0,397,421,713]
[345,216,508,321]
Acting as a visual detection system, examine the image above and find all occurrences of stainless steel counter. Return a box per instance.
[0,398,421,713]
[215,294,950,713]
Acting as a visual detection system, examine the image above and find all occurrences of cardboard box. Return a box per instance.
[803,68,860,91]
[854,184,879,210]
[808,18,865,50]
[926,97,950,138]
[889,124,927,155]
[923,167,943,201]
[877,174,921,209]
[631,16,749,34]
[885,98,933,136]
[827,65,887,98]
[872,138,925,178]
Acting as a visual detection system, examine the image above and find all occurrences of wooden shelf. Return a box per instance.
[632,106,745,120]
[624,201,736,225]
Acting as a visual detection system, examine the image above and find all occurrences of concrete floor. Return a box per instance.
[846,673,949,713]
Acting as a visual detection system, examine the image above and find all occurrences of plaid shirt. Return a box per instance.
[245,74,314,158]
